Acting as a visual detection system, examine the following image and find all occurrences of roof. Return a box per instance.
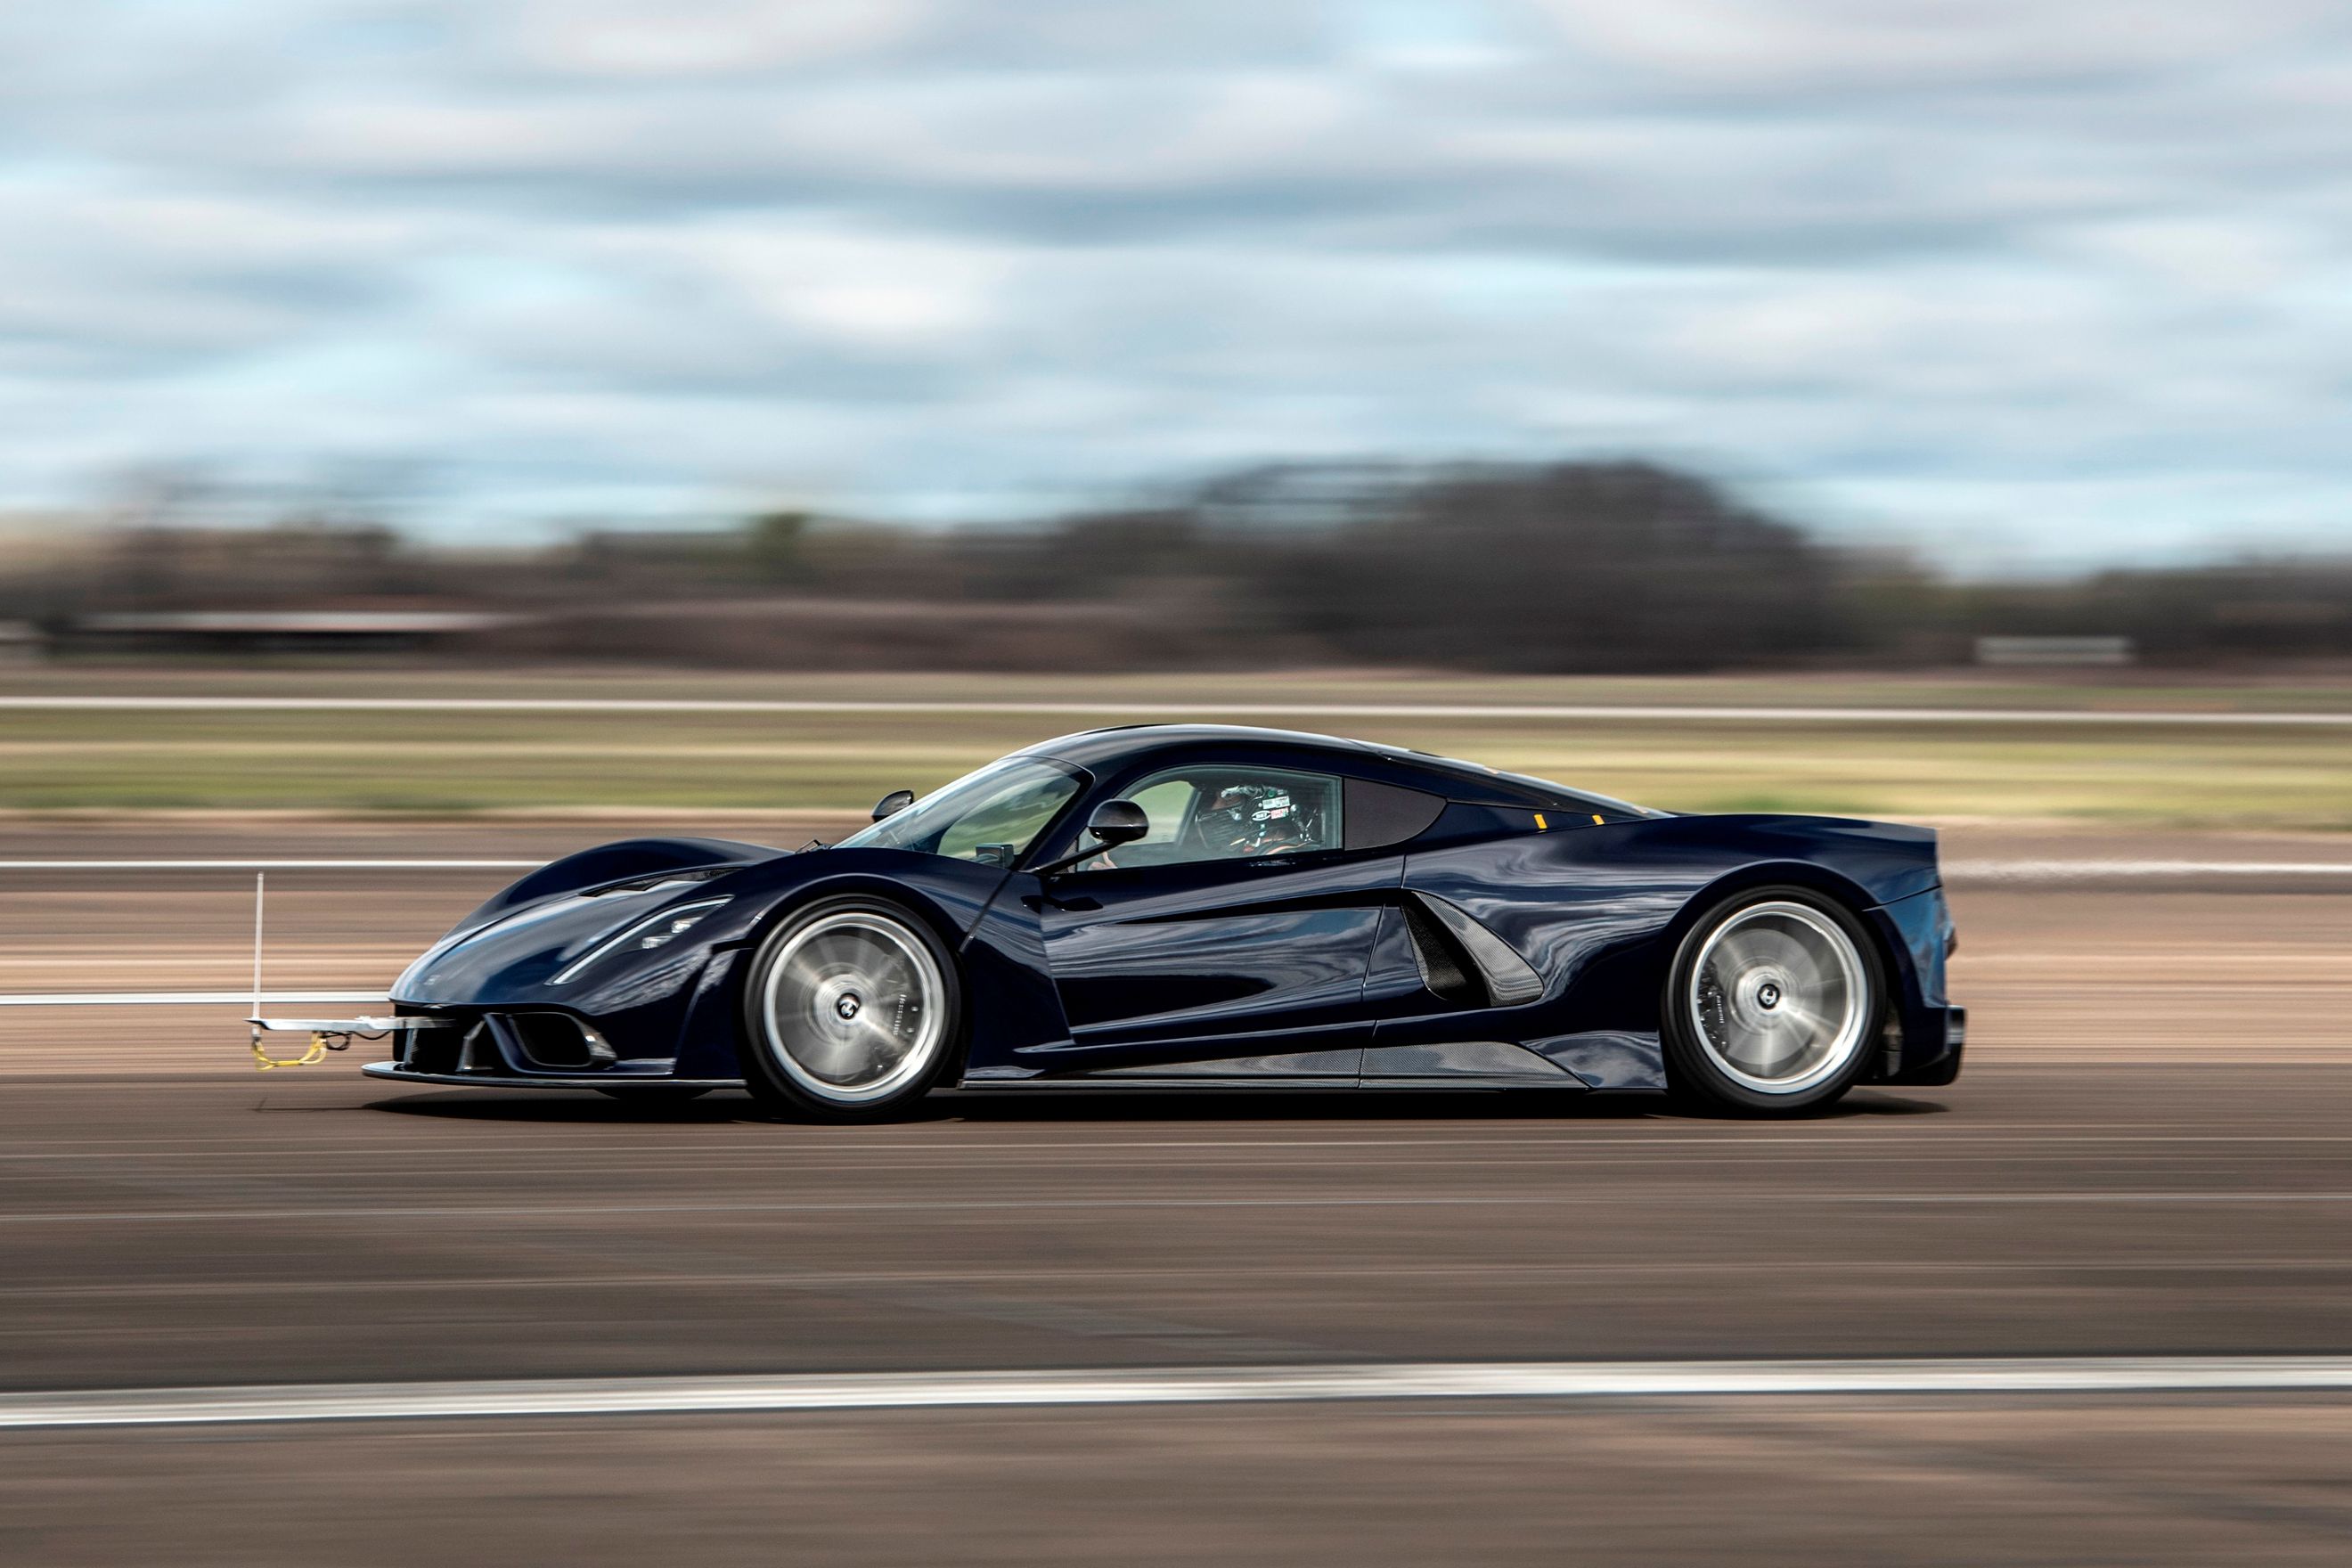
[1019,724,1376,769]
[1017,723,1660,816]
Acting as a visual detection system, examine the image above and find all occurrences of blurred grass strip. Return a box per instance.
[9,665,2352,710]
[2,670,2348,826]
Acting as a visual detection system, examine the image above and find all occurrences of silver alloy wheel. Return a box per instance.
[1687,899,1871,1095]
[755,909,948,1105]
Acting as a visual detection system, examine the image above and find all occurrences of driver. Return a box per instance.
[1197,783,1311,858]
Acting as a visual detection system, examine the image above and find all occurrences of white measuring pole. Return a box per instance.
[250,873,265,1019]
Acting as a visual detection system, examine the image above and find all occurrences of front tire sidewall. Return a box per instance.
[737,894,964,1122]
[1662,885,1883,1115]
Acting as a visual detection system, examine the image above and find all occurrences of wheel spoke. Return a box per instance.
[758,909,948,1104]
[1709,930,1771,982]
[1687,901,1868,1096]
[776,950,836,999]
[1770,1001,1829,1042]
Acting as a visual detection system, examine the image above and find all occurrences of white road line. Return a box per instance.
[0,860,536,870]
[1947,859,2352,880]
[1,857,2348,882]
[4,695,2351,726]
[4,1357,2351,1430]
[0,991,386,1007]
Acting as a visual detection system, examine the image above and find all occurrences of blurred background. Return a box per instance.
[0,0,2346,824]
[4,4,2352,1564]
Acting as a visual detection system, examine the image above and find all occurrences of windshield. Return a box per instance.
[835,756,1084,867]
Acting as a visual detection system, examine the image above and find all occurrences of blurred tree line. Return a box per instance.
[4,461,2350,671]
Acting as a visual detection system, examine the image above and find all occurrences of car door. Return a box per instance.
[1027,764,1411,1077]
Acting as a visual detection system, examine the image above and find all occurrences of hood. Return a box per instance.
[393,874,747,1010]
[397,836,780,1011]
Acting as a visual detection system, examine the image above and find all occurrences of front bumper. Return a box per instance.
[360,1060,743,1090]
[351,1006,723,1085]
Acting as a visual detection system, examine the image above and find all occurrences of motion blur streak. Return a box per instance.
[9,856,2352,881]
[5,696,2352,726]
[12,1358,2352,1431]
[0,860,541,870]
[0,992,385,1008]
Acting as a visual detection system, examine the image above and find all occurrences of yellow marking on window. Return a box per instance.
[1532,813,1547,830]
[1591,813,1605,825]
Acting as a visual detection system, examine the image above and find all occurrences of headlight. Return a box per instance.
[550,898,730,985]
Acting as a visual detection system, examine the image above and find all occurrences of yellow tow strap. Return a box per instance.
[251,1030,332,1071]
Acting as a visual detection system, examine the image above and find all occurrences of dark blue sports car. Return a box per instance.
[261,725,1963,1117]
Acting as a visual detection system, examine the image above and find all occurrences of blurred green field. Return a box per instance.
[4,667,2351,827]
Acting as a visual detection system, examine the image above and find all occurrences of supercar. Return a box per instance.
[257,726,1964,1117]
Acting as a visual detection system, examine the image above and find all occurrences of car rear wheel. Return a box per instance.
[1662,886,1882,1114]
[738,895,961,1121]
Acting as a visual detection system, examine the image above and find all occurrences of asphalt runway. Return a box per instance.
[3,821,2351,1562]
[5,1068,2352,1562]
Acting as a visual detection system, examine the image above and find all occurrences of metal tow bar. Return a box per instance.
[243,871,421,1070]
[249,1017,433,1071]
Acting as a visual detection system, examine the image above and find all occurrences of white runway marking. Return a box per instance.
[0,991,386,1007]
[1947,858,2352,881]
[2,857,2348,883]
[0,859,537,870]
[4,695,2351,726]
[4,1357,2351,1430]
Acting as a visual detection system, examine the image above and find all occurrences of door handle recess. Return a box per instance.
[1023,893,1102,913]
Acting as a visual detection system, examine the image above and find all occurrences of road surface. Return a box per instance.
[1,821,2348,1563]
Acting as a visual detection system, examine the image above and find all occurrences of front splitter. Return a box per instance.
[358,1062,745,1090]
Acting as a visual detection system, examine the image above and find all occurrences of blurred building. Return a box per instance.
[1976,636,2136,666]
[65,608,522,657]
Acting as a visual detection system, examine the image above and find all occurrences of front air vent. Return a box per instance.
[458,1020,504,1074]
[392,1007,468,1074]
[495,1012,618,1070]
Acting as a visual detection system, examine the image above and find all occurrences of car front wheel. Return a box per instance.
[738,895,961,1121]
[1662,886,1883,1114]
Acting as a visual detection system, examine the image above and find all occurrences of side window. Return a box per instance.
[1082,767,1344,871]
[1341,777,1446,849]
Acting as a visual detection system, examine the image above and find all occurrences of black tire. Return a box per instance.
[592,1085,713,1105]
[1662,885,1885,1115]
[737,894,964,1122]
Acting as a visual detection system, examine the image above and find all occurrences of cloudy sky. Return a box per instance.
[1,1,2347,571]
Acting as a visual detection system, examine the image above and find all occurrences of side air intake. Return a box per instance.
[1401,893,1546,1009]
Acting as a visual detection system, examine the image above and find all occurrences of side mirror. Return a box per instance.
[1029,799,1149,878]
[1086,799,1150,848]
[871,788,916,822]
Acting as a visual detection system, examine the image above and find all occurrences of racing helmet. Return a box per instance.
[1199,783,1300,856]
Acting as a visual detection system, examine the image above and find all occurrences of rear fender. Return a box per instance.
[1654,863,1948,1084]
[1398,813,1939,1049]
